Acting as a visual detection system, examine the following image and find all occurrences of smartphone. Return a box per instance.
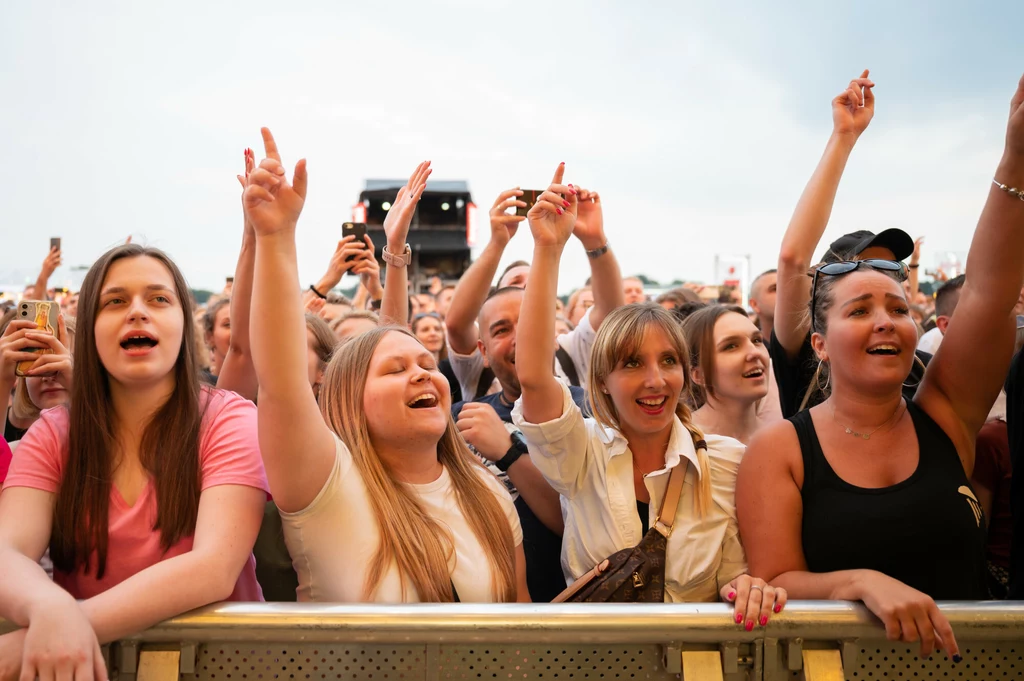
[342,222,368,262]
[50,237,61,252]
[15,300,59,377]
[516,190,565,217]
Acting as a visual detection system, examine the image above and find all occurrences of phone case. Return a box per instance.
[15,300,59,377]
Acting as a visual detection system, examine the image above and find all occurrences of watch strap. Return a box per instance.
[382,243,412,267]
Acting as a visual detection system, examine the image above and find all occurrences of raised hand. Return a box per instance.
[489,188,527,246]
[526,163,578,248]
[40,247,62,279]
[572,187,606,250]
[0,321,47,386]
[383,161,431,248]
[832,69,875,138]
[304,296,326,316]
[351,234,383,297]
[1004,73,1024,163]
[911,237,924,265]
[243,128,308,237]
[23,315,73,388]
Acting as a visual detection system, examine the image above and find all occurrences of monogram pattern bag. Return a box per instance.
[551,440,703,603]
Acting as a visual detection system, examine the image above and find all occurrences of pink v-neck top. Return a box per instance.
[4,389,268,601]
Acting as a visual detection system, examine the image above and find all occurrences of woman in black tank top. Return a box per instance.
[736,71,1024,662]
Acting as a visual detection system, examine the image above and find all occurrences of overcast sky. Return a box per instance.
[1,1,1021,295]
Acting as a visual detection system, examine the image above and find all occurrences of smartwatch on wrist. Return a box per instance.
[496,431,529,472]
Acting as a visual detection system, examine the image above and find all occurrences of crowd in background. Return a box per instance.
[0,69,1023,680]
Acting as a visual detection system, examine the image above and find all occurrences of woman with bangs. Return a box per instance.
[244,129,527,602]
[738,73,1024,661]
[0,243,268,681]
[513,164,785,626]
[681,305,771,445]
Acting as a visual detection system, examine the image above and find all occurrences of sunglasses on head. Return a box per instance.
[810,259,909,333]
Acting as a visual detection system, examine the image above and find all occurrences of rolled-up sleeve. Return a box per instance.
[511,382,589,499]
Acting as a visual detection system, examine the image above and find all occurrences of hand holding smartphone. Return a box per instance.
[15,300,59,377]
[342,223,368,262]
[516,190,565,217]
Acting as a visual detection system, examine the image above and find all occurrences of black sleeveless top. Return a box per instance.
[794,400,986,599]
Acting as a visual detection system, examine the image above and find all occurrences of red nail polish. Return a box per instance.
[773,604,782,613]
[556,208,563,215]
[745,620,754,632]
[727,591,735,600]
[562,200,570,207]
[759,615,768,627]
[735,614,743,624]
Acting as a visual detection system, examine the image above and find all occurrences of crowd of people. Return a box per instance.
[0,69,1022,679]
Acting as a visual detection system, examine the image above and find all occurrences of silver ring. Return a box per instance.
[749,584,763,591]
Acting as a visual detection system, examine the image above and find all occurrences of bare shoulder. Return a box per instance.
[741,418,804,486]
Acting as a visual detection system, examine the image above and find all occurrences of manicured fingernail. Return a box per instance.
[559,162,564,165]
[556,208,563,215]
[745,620,754,632]
[562,200,570,207]
[727,591,735,600]
[735,614,743,624]
[773,604,782,613]
[953,655,962,663]
[759,615,768,627]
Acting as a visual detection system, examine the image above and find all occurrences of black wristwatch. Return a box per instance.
[496,431,528,472]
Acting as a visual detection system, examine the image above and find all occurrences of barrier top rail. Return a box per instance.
[8,601,1006,644]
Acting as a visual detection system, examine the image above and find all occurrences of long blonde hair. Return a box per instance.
[587,304,713,517]
[318,326,516,602]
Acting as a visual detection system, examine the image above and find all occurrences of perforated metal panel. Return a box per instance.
[771,641,1023,680]
[188,644,755,681]
[194,645,425,681]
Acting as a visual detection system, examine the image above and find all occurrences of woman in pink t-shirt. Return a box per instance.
[0,244,268,681]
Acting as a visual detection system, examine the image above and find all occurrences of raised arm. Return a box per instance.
[32,246,62,301]
[518,164,578,424]
[571,188,623,330]
[378,162,431,327]
[302,236,366,307]
[445,189,526,353]
[775,71,875,357]
[246,128,336,513]
[217,148,259,401]
[908,237,924,299]
[917,74,1024,455]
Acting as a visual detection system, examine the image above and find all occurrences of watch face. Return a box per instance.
[510,431,528,452]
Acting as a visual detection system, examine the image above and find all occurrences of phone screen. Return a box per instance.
[342,223,368,261]
[50,237,61,252]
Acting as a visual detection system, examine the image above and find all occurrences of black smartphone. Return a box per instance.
[516,190,565,217]
[342,222,368,261]
[50,237,61,252]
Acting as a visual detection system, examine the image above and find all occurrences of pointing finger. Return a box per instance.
[293,159,308,200]
[551,162,565,185]
[261,127,281,163]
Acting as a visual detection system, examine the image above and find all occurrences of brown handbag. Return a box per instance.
[551,441,703,603]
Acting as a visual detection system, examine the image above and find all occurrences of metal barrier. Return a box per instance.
[3,602,1023,680]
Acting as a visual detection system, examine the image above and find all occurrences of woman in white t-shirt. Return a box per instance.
[244,129,527,603]
[512,164,785,627]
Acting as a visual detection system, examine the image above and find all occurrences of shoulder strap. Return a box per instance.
[475,366,496,400]
[555,346,580,387]
[653,438,706,535]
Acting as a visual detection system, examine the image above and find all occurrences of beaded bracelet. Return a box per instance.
[993,179,1024,201]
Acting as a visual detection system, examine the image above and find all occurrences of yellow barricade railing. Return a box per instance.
[4,601,1023,680]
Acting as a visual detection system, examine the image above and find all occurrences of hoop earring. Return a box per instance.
[902,355,925,388]
[816,359,831,394]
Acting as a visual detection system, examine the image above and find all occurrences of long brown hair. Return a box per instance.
[318,326,516,602]
[681,305,748,409]
[587,303,713,517]
[51,245,206,578]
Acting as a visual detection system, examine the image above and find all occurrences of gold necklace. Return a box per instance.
[827,398,905,440]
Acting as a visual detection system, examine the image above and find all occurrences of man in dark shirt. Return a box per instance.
[1004,349,1024,598]
[450,287,586,602]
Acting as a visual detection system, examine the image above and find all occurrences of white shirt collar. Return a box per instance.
[597,415,703,480]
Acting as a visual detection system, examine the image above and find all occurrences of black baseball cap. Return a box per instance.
[823,228,914,264]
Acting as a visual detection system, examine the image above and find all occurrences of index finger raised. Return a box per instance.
[260,127,281,163]
[550,162,565,185]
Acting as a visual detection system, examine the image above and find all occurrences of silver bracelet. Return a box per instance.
[993,179,1024,202]
[586,242,610,259]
